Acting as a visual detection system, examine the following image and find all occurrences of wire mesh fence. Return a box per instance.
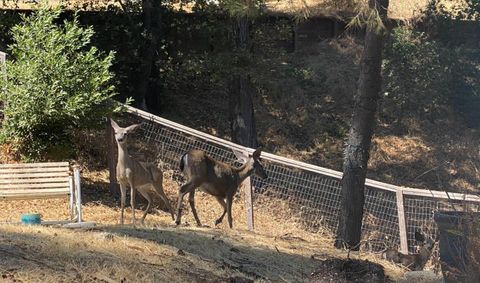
[120,105,480,253]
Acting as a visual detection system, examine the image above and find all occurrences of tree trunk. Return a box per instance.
[230,74,257,147]
[335,0,389,250]
[230,16,257,148]
[136,0,158,111]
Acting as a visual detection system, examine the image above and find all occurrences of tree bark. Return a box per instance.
[230,16,257,148]
[136,0,158,111]
[230,73,257,147]
[335,0,389,250]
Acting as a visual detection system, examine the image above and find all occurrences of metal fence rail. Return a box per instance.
[118,105,480,254]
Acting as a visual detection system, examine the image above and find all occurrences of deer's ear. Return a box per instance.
[125,124,141,133]
[232,149,248,163]
[110,119,120,131]
[253,147,262,160]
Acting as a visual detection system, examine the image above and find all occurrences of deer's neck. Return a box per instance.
[117,143,130,168]
[235,161,254,184]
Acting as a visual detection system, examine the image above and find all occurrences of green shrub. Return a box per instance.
[381,26,453,123]
[0,8,119,160]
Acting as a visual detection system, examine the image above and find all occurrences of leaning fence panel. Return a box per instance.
[120,105,480,253]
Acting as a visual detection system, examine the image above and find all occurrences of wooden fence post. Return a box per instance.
[0,51,6,66]
[73,165,82,223]
[0,51,7,68]
[243,176,254,231]
[1,51,6,120]
[106,119,119,195]
[396,188,409,254]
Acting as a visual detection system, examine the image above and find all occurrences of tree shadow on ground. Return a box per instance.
[101,225,387,282]
[0,227,232,282]
[0,224,390,282]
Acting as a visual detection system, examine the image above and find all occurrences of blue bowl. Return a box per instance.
[21,213,42,225]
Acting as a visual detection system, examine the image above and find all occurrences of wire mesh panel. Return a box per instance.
[404,195,480,253]
[363,188,399,251]
[251,162,343,233]
[119,106,480,254]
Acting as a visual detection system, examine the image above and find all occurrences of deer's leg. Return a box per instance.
[188,190,202,227]
[175,181,197,225]
[214,196,227,226]
[119,183,127,225]
[226,193,234,229]
[140,192,152,225]
[153,183,175,220]
[129,183,136,226]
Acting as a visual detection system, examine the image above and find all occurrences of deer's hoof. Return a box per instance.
[174,220,181,226]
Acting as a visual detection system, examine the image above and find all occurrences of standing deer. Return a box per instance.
[175,148,268,228]
[110,119,175,225]
[382,230,436,271]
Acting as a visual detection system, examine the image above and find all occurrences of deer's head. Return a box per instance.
[252,148,268,179]
[110,119,141,145]
[234,148,268,180]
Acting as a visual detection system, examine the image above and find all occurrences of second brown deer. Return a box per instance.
[383,231,436,271]
[175,148,268,228]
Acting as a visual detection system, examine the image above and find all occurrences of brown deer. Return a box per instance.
[110,119,175,225]
[175,148,268,228]
[383,231,436,271]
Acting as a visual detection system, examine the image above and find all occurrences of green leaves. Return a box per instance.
[0,7,118,160]
[381,26,453,121]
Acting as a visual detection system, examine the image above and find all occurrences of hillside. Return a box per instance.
[160,35,480,194]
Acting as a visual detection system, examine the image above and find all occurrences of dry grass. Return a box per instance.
[264,0,466,20]
[0,0,117,11]
[0,0,468,21]
[0,168,406,282]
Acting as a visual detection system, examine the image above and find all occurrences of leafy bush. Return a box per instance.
[381,26,453,123]
[0,8,119,160]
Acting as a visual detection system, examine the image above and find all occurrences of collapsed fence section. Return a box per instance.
[112,105,480,254]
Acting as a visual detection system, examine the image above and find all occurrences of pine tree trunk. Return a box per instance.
[230,16,257,148]
[137,0,158,111]
[335,0,389,250]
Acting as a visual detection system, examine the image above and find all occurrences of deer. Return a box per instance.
[382,230,436,271]
[110,119,175,225]
[175,147,268,228]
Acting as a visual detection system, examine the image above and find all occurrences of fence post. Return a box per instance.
[1,51,6,121]
[243,176,254,231]
[73,165,82,223]
[106,119,119,195]
[396,188,409,254]
[0,51,5,66]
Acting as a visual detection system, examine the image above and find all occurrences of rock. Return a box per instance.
[399,271,443,283]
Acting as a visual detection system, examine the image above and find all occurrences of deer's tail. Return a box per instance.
[179,153,188,172]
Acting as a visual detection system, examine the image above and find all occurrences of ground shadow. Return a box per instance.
[101,225,387,282]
